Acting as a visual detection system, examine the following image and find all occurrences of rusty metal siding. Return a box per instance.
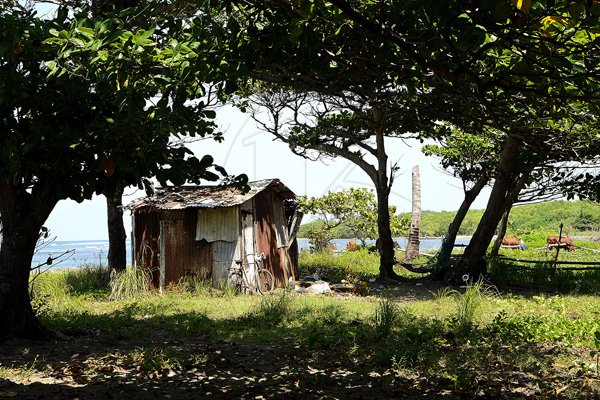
[132,209,161,288]
[211,239,241,284]
[254,189,288,286]
[159,209,213,289]
[196,207,239,242]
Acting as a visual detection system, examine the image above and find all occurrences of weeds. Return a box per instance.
[109,266,151,301]
[175,275,213,296]
[65,264,111,296]
[373,294,400,340]
[253,290,293,325]
[451,279,496,335]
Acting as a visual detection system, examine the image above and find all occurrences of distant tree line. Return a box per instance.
[298,200,600,239]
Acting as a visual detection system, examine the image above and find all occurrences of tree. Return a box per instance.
[404,165,421,262]
[0,4,240,341]
[309,0,600,278]
[186,0,600,281]
[251,88,439,281]
[423,130,498,267]
[298,188,408,251]
[106,187,127,271]
[216,0,598,277]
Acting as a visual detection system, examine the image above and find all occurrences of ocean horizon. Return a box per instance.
[31,237,471,270]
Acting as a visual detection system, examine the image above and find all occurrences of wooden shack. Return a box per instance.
[126,179,303,291]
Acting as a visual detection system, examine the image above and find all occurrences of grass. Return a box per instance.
[298,248,425,282]
[490,244,600,294]
[109,266,152,300]
[20,257,600,397]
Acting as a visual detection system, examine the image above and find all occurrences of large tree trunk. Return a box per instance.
[375,185,403,281]
[405,165,421,262]
[436,174,488,268]
[0,178,58,341]
[460,136,522,279]
[106,187,127,272]
[373,118,403,282]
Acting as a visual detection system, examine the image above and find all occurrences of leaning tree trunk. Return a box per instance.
[106,186,127,273]
[460,136,522,279]
[490,207,511,258]
[437,174,488,268]
[405,165,421,262]
[0,178,58,341]
[490,173,528,259]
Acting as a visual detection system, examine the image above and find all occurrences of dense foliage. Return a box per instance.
[0,2,243,340]
[299,200,600,238]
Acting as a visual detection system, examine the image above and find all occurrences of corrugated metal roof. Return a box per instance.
[126,179,296,210]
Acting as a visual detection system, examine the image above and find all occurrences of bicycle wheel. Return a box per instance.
[256,268,275,294]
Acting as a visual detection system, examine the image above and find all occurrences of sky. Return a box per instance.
[44,106,492,241]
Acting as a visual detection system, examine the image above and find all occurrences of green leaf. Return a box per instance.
[44,60,57,71]
[74,27,95,39]
[69,37,86,47]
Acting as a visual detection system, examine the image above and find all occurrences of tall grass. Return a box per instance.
[252,290,293,325]
[373,294,400,339]
[109,266,151,300]
[64,264,111,295]
[175,275,213,296]
[30,265,110,315]
[451,279,495,335]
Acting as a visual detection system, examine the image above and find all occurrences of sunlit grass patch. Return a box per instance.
[299,248,424,282]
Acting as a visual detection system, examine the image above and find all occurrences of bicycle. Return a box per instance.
[229,252,275,295]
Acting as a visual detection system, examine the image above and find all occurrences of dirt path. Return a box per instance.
[0,333,428,399]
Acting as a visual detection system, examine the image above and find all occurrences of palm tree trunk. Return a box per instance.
[405,165,421,262]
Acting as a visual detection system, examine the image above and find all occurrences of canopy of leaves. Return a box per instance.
[220,1,600,202]
[0,5,239,204]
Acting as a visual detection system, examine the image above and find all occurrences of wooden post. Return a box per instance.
[552,223,563,273]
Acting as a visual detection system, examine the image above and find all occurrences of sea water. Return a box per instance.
[31,237,471,270]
